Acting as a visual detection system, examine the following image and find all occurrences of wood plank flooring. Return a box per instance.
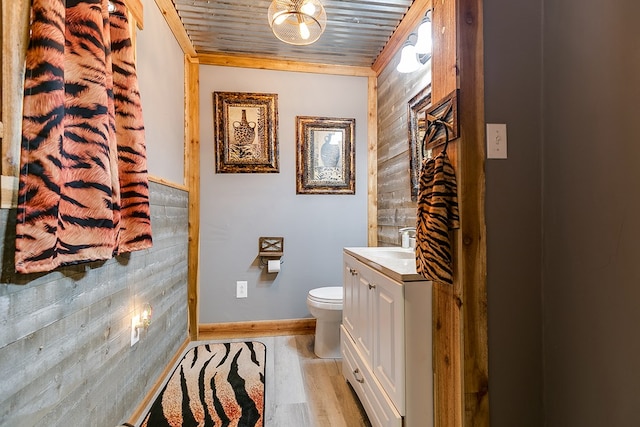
[206,334,371,427]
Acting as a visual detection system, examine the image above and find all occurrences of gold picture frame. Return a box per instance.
[214,92,279,173]
[296,116,355,194]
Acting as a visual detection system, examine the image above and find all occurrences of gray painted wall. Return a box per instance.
[484,0,544,425]
[0,183,188,426]
[542,2,640,426]
[485,0,640,425]
[137,0,185,185]
[198,65,369,323]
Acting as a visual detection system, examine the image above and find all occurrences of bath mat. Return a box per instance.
[141,341,266,427]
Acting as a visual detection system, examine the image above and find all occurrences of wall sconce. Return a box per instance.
[268,0,327,45]
[397,10,433,73]
[131,303,152,346]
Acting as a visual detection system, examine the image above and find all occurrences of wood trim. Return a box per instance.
[433,282,463,427]
[198,52,375,77]
[126,337,190,424]
[1,175,18,209]
[185,55,200,341]
[371,0,432,76]
[456,0,489,425]
[199,318,316,340]
[367,76,378,247]
[148,175,188,192]
[431,0,458,101]
[153,0,197,56]
[1,0,30,181]
[124,0,144,30]
[427,1,464,426]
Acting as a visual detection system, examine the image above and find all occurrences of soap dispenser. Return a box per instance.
[399,227,416,249]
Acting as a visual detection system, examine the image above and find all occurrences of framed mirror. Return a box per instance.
[407,85,432,201]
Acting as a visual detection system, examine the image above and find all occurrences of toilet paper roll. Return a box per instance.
[267,259,281,273]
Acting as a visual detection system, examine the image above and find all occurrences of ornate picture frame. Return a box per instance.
[408,84,432,201]
[295,116,355,194]
[213,92,279,173]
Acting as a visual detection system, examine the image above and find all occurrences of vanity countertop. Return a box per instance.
[344,247,427,282]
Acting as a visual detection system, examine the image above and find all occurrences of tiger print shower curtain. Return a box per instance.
[15,0,152,274]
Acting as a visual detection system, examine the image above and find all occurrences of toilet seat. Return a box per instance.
[307,286,343,309]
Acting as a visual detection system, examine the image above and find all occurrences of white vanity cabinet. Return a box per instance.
[341,249,433,427]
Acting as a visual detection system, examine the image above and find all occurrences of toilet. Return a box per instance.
[306,286,343,359]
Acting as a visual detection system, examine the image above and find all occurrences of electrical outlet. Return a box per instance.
[236,281,248,298]
[130,315,140,346]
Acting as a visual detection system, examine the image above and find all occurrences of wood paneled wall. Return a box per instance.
[0,182,189,425]
[376,63,432,246]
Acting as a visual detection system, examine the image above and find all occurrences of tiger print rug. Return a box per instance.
[141,341,266,427]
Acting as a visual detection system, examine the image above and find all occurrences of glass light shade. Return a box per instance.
[396,42,420,73]
[414,18,432,55]
[299,21,311,39]
[268,0,327,46]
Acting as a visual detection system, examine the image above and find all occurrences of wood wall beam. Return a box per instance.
[429,0,488,426]
[1,0,30,208]
[457,0,489,425]
[430,1,463,423]
[154,0,197,56]
[367,76,378,246]
[372,0,432,76]
[185,54,200,341]
[198,52,375,77]
[124,0,144,29]
[432,0,458,101]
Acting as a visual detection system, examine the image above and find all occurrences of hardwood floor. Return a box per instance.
[199,334,371,427]
[263,334,371,427]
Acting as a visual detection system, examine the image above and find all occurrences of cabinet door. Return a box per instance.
[356,264,375,365]
[372,272,405,413]
[342,254,359,338]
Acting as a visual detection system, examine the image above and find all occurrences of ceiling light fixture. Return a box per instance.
[397,10,433,73]
[268,0,327,46]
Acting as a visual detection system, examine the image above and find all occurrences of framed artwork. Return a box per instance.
[213,92,279,173]
[296,116,355,194]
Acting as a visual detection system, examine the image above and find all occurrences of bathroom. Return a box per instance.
[3,0,640,426]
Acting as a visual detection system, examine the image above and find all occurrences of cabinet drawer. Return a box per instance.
[341,327,402,427]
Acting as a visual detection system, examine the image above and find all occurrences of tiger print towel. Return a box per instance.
[140,342,266,427]
[16,0,152,274]
[415,150,460,285]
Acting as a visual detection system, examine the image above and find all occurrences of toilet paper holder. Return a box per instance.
[258,237,284,271]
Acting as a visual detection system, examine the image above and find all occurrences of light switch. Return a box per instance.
[486,123,508,159]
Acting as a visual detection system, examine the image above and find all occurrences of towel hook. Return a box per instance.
[421,118,451,157]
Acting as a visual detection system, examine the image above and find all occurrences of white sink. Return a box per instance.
[344,246,423,282]
[368,248,415,260]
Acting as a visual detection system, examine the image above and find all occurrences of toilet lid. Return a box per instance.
[308,286,343,303]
